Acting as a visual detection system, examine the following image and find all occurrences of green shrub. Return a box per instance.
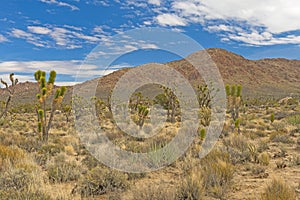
[286,114,300,126]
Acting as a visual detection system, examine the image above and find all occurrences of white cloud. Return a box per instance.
[87,0,110,7]
[154,0,300,46]
[63,25,83,31]
[156,13,187,26]
[143,21,152,26]
[170,0,300,33]
[28,26,51,34]
[11,29,33,38]
[40,0,79,11]
[0,60,119,85]
[10,25,104,49]
[148,0,161,6]
[0,60,84,75]
[11,28,48,47]
[227,30,300,46]
[206,25,242,33]
[0,34,8,42]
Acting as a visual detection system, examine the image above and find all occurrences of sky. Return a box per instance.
[0,0,300,86]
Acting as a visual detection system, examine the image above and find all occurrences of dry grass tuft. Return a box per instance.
[260,178,297,200]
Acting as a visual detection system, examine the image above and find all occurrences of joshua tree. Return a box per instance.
[196,82,218,108]
[226,84,242,133]
[34,70,66,142]
[0,73,18,120]
[155,86,179,123]
[61,104,72,123]
[137,104,149,129]
[130,92,143,112]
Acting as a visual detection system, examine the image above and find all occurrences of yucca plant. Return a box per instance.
[137,104,149,129]
[226,84,242,133]
[34,70,66,142]
[161,86,179,123]
[0,73,18,120]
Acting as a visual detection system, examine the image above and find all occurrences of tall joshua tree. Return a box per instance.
[226,84,242,134]
[34,70,66,142]
[0,73,18,119]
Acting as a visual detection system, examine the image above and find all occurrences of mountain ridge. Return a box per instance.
[1,48,299,107]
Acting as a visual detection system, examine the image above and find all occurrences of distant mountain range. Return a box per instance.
[1,48,300,107]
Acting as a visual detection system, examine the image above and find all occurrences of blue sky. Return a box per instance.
[0,0,300,85]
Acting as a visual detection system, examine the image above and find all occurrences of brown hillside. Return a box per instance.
[1,48,300,107]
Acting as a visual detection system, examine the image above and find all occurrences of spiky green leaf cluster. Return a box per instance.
[38,109,44,119]
[138,105,149,117]
[48,70,56,84]
[234,118,240,128]
[38,122,42,133]
[225,84,242,97]
[199,128,206,140]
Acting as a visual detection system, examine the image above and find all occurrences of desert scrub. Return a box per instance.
[271,121,287,132]
[17,136,42,153]
[0,189,52,200]
[223,135,252,164]
[258,152,270,166]
[270,132,293,144]
[0,145,25,168]
[257,140,269,153]
[0,164,48,199]
[251,165,266,175]
[81,154,101,170]
[46,153,81,183]
[285,114,300,126]
[38,142,64,156]
[201,148,234,198]
[297,137,300,150]
[133,184,175,200]
[175,168,205,200]
[260,178,296,200]
[75,167,129,197]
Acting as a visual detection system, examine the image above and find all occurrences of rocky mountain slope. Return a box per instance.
[1,48,300,107]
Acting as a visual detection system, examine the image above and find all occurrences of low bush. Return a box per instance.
[260,178,296,200]
[46,154,81,183]
[270,132,293,144]
[39,143,64,156]
[133,184,175,200]
[0,189,52,200]
[201,148,234,198]
[0,145,24,168]
[285,114,300,126]
[75,167,129,197]
[175,168,204,200]
[258,152,270,166]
